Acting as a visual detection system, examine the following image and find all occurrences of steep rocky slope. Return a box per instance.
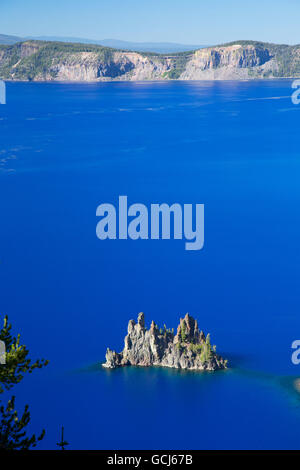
[103,313,227,371]
[0,40,299,81]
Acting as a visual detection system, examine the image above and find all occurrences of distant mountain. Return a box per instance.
[0,33,207,52]
[94,39,207,53]
[0,34,23,45]
[26,36,207,53]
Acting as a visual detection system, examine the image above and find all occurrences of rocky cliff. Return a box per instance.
[103,313,227,371]
[0,40,299,81]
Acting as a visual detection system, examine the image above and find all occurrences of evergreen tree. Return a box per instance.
[205,334,212,361]
[0,396,45,450]
[0,315,49,450]
[180,322,187,342]
[57,426,69,450]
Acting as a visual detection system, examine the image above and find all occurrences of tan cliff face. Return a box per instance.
[196,45,270,69]
[47,51,172,82]
[112,52,172,80]
[52,52,113,81]
[48,46,278,81]
[27,50,171,82]
[0,40,299,81]
[19,42,42,58]
[180,44,273,80]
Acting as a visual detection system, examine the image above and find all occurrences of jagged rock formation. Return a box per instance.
[0,40,299,81]
[103,313,227,371]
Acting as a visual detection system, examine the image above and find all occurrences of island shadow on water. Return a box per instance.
[76,348,300,412]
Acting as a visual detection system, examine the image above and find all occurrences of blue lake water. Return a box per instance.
[0,80,300,449]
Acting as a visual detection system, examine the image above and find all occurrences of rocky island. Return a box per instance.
[103,313,227,371]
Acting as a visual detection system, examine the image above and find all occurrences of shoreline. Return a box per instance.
[2,77,298,84]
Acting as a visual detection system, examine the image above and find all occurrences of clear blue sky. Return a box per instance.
[0,0,299,45]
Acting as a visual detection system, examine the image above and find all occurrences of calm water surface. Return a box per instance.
[0,80,300,449]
